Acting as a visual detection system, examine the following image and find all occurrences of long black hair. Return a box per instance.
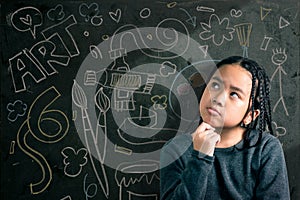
[204,56,273,147]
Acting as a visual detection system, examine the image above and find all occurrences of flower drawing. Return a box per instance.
[199,14,235,46]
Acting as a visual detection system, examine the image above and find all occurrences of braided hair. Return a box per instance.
[214,56,273,147]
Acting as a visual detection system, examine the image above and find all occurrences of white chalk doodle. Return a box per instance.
[117,106,178,146]
[7,100,27,122]
[109,18,190,59]
[271,48,289,116]
[61,147,88,178]
[9,141,16,154]
[83,173,98,200]
[102,35,110,41]
[279,16,290,29]
[114,144,132,155]
[260,35,273,51]
[72,80,109,197]
[115,160,160,200]
[139,8,151,19]
[160,61,177,77]
[91,15,103,26]
[260,6,272,21]
[72,110,77,121]
[47,4,65,21]
[199,14,235,46]
[41,15,80,58]
[78,3,100,22]
[9,15,79,93]
[84,70,97,86]
[16,86,69,194]
[94,87,110,163]
[109,8,122,23]
[234,23,252,58]
[151,95,167,110]
[10,6,43,39]
[179,8,197,28]
[272,121,287,138]
[84,31,89,37]
[61,195,72,200]
[196,6,215,13]
[89,45,103,59]
[167,2,177,8]
[199,45,208,57]
[230,9,242,18]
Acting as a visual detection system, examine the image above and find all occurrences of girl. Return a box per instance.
[160,56,290,199]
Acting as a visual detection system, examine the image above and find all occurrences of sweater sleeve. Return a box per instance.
[160,141,214,200]
[255,137,290,199]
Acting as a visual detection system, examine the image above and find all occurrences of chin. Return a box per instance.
[202,117,223,128]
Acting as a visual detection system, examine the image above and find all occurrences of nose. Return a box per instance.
[212,91,225,106]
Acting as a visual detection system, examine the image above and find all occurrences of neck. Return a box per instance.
[215,126,246,148]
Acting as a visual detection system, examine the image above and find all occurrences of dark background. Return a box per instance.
[1,0,299,199]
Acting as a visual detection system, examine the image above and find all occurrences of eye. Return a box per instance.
[210,82,220,90]
[230,92,240,99]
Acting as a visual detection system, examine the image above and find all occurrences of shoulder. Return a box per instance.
[253,131,285,160]
[260,131,282,149]
[247,129,281,149]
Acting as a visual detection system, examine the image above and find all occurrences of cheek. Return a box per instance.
[199,89,209,110]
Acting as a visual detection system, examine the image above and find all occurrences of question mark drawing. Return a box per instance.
[10,6,43,39]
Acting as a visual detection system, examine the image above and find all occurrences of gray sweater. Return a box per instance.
[160,130,290,200]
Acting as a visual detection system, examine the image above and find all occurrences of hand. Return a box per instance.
[192,122,220,156]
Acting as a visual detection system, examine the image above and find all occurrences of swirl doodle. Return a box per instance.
[16,86,69,194]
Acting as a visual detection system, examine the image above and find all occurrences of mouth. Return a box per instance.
[207,107,221,116]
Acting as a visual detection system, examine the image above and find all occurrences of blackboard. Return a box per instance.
[1,0,299,199]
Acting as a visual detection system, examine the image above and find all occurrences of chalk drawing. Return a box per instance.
[139,8,151,19]
[83,173,98,200]
[272,121,287,138]
[260,6,272,21]
[72,80,109,197]
[47,4,65,21]
[279,16,290,29]
[16,86,69,194]
[115,160,160,200]
[151,95,167,110]
[109,9,122,23]
[167,2,177,8]
[78,3,100,22]
[7,100,27,122]
[230,9,242,18]
[234,23,252,58]
[199,14,235,46]
[196,6,215,13]
[160,61,177,77]
[260,35,273,51]
[61,147,88,178]
[179,8,196,28]
[10,6,42,39]
[271,48,289,116]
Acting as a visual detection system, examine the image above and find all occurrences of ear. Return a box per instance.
[243,109,260,125]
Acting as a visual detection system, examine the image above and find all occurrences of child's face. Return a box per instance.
[199,64,253,129]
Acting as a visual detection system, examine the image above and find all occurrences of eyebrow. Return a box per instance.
[211,76,247,96]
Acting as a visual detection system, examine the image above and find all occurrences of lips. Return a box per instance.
[207,107,221,116]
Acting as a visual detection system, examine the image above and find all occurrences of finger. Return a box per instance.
[196,122,215,133]
[193,129,215,141]
[206,132,221,144]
